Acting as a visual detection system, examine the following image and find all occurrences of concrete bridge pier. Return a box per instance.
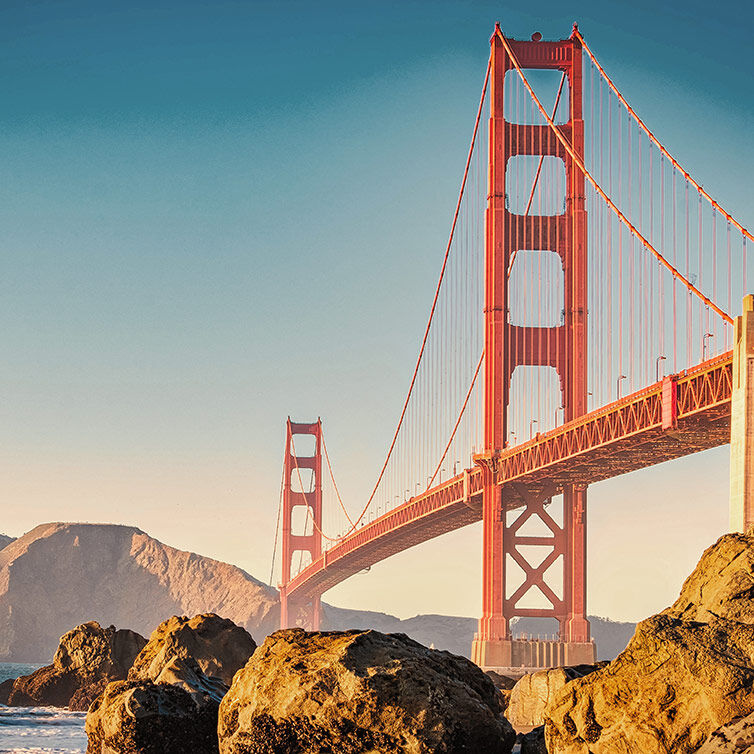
[730,295,754,533]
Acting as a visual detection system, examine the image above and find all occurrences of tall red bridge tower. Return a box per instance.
[471,25,595,669]
[279,418,323,630]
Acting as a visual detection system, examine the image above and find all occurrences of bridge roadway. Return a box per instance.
[285,351,733,603]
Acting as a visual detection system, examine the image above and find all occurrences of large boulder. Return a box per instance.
[6,621,146,710]
[506,664,604,730]
[545,533,754,753]
[87,613,251,754]
[218,628,516,753]
[85,679,220,754]
[129,613,255,686]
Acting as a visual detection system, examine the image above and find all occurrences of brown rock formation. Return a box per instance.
[506,663,605,730]
[545,533,754,753]
[129,613,256,686]
[698,711,754,752]
[0,533,14,550]
[86,613,250,753]
[0,523,279,662]
[218,628,516,754]
[6,620,146,710]
[85,679,219,754]
[519,726,547,754]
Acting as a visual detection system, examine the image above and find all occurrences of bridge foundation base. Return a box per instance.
[471,637,596,672]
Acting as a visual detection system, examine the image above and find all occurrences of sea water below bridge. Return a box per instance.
[0,664,86,754]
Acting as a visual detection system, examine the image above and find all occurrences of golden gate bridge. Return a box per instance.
[270,24,752,673]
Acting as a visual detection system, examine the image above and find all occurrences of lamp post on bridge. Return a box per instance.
[617,375,627,399]
[703,332,714,361]
[656,355,667,382]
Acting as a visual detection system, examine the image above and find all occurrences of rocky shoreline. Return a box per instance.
[2,532,754,752]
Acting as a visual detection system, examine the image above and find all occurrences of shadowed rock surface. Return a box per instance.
[0,523,279,662]
[129,613,256,686]
[698,711,754,752]
[4,621,146,710]
[0,533,14,550]
[545,533,754,753]
[85,679,219,754]
[506,663,606,730]
[519,726,547,754]
[218,628,516,754]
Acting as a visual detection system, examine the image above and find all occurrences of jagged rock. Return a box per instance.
[0,533,14,550]
[85,679,219,754]
[519,726,547,754]
[486,670,518,690]
[218,628,516,754]
[698,711,754,752]
[545,533,754,753]
[86,614,244,753]
[6,621,146,710]
[0,677,14,704]
[506,663,605,730]
[129,613,255,686]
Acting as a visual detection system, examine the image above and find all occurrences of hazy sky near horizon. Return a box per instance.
[2,0,753,624]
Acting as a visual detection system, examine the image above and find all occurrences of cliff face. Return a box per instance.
[0,523,279,662]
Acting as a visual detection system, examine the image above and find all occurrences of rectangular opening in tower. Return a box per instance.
[507,365,563,442]
[504,68,569,125]
[508,249,564,327]
[290,549,312,576]
[291,433,316,457]
[506,155,566,216]
[291,505,315,537]
[290,468,314,494]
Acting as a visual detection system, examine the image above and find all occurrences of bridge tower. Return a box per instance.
[279,418,323,630]
[472,25,595,670]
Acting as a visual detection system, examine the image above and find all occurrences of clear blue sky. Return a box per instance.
[2,0,752,622]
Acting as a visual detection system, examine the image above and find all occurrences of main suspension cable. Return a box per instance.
[496,27,733,325]
[574,27,752,244]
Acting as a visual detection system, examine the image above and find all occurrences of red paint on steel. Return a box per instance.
[283,354,732,604]
[662,376,678,431]
[478,27,591,645]
[280,418,323,630]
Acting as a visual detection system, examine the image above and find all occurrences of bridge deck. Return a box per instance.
[285,352,733,602]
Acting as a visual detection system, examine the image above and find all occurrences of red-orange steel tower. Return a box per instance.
[279,418,322,630]
[473,25,593,669]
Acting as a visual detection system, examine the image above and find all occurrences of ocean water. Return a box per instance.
[0,663,86,754]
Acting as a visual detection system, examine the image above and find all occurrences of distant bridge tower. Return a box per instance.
[472,25,595,670]
[279,418,323,630]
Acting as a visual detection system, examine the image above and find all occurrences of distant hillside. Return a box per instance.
[0,522,636,663]
[511,616,636,662]
[0,523,279,661]
[0,534,15,550]
[323,607,477,659]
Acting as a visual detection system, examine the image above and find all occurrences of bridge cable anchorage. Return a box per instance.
[574,28,753,245]
[507,71,567,278]
[321,428,355,528]
[268,452,286,586]
[425,349,484,492]
[312,54,492,538]
[495,27,734,326]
